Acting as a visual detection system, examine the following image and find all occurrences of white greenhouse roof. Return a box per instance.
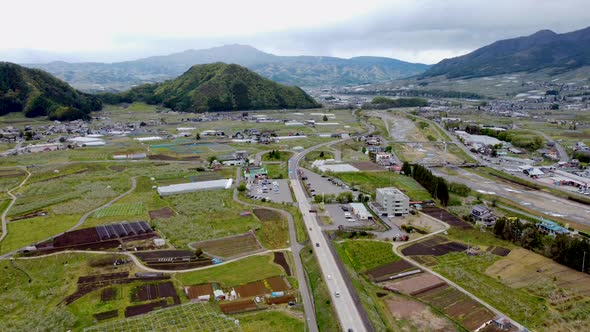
[157,179,233,196]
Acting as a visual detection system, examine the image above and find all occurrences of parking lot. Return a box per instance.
[301,168,358,199]
[323,203,374,230]
[248,179,293,203]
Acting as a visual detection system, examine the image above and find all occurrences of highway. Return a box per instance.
[288,135,371,332]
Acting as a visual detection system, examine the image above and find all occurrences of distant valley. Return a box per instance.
[24,45,430,92]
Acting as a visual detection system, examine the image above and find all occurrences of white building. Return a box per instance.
[374,187,409,216]
[349,203,371,220]
[157,179,233,196]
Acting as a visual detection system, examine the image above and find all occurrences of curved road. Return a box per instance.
[0,167,31,243]
[392,213,526,331]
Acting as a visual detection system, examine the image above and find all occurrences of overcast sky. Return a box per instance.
[2,0,590,64]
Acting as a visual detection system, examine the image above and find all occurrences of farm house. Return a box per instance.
[157,179,233,196]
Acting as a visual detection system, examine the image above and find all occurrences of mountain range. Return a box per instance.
[0,62,101,120]
[421,26,590,79]
[100,63,320,112]
[24,45,430,91]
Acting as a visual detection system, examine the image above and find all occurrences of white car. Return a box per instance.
[334,291,340,297]
[327,274,332,280]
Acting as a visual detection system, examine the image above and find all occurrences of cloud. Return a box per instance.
[1,0,589,64]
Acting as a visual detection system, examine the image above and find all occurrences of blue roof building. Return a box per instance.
[537,220,570,236]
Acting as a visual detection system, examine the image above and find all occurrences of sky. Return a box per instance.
[1,0,590,64]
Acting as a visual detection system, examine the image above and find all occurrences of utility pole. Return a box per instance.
[583,251,587,273]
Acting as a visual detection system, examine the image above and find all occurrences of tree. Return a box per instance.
[207,156,217,165]
[361,147,366,154]
[196,133,201,140]
[436,179,450,206]
[237,183,247,192]
[336,192,354,203]
[385,146,392,153]
[401,162,412,176]
[323,115,328,121]
[319,151,325,158]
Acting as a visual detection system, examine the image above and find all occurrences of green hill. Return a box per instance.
[0,62,102,120]
[102,63,321,112]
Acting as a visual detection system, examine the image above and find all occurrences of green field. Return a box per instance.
[0,252,129,331]
[237,311,304,332]
[93,203,145,218]
[337,171,432,200]
[0,214,80,254]
[174,254,284,287]
[301,246,340,332]
[153,189,260,249]
[335,240,399,273]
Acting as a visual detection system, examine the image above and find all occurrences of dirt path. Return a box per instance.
[0,176,138,259]
[0,167,31,243]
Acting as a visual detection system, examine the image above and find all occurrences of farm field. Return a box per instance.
[253,208,290,249]
[189,232,263,259]
[153,190,260,249]
[433,252,546,328]
[401,235,468,257]
[0,252,132,331]
[336,171,432,200]
[334,240,404,331]
[84,302,240,332]
[384,296,460,332]
[174,254,285,287]
[336,240,399,272]
[237,310,304,332]
[93,203,145,218]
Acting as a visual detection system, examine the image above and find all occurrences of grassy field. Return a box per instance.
[0,252,130,331]
[301,245,340,332]
[336,171,432,200]
[237,310,304,332]
[255,211,290,250]
[0,214,80,254]
[261,151,294,162]
[93,203,145,218]
[336,240,399,273]
[153,189,260,249]
[264,163,288,179]
[174,254,285,287]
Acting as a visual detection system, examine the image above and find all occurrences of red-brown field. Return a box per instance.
[366,260,415,281]
[382,273,445,296]
[421,207,472,228]
[219,299,259,314]
[235,276,289,298]
[401,235,467,257]
[148,207,175,220]
[253,208,283,221]
[273,252,291,276]
[351,162,384,171]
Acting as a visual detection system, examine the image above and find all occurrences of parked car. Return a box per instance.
[335,291,340,297]
[315,243,320,247]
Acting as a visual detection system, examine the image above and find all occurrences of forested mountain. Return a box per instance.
[0,62,102,120]
[25,45,429,91]
[101,63,320,112]
[421,26,590,79]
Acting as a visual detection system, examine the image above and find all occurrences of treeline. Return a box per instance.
[0,62,101,120]
[364,96,428,109]
[464,124,544,150]
[401,162,449,206]
[494,217,590,273]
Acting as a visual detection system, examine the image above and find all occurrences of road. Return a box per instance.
[433,166,590,227]
[532,129,569,162]
[289,132,373,332]
[0,167,31,244]
[233,167,318,332]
